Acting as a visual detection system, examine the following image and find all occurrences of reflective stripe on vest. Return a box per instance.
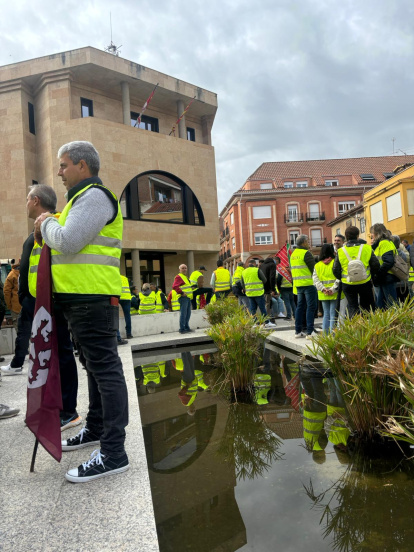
[180,378,198,406]
[120,275,132,300]
[155,290,164,313]
[254,373,271,405]
[280,276,293,288]
[242,267,264,297]
[374,239,397,275]
[142,363,160,385]
[409,267,414,282]
[214,267,231,292]
[195,370,208,389]
[50,184,122,295]
[290,249,313,287]
[232,266,244,285]
[171,290,181,311]
[139,291,156,314]
[29,213,61,298]
[303,409,327,450]
[176,274,194,299]
[337,244,372,285]
[189,270,203,287]
[315,259,338,301]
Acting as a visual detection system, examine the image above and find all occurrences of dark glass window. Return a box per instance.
[130,111,159,132]
[187,127,195,142]
[28,103,35,134]
[81,98,93,118]
[120,170,204,226]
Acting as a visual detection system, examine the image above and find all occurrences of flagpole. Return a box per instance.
[134,83,159,128]
[30,439,39,472]
[169,96,196,136]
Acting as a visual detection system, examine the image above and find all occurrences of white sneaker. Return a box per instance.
[265,321,277,328]
[306,331,319,340]
[278,312,286,318]
[295,332,306,338]
[1,364,23,376]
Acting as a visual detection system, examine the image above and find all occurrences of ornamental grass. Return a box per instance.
[306,300,414,441]
[204,296,241,325]
[206,305,269,392]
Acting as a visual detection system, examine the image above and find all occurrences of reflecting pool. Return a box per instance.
[135,343,414,552]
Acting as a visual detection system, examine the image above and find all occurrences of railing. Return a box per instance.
[306,211,325,222]
[310,237,327,247]
[284,213,304,223]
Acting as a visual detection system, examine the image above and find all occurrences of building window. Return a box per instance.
[296,181,308,188]
[187,127,195,142]
[252,205,271,219]
[28,102,36,134]
[254,232,273,245]
[360,217,366,233]
[325,180,338,187]
[289,231,299,245]
[336,228,341,235]
[310,229,322,247]
[383,172,394,180]
[232,237,236,250]
[230,212,234,225]
[287,205,299,222]
[308,203,320,220]
[386,192,402,222]
[338,201,356,214]
[370,201,383,225]
[260,182,272,190]
[81,98,93,118]
[130,111,159,132]
[284,181,293,188]
[120,170,204,226]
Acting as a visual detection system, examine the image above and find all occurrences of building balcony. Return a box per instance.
[284,213,304,225]
[306,212,326,223]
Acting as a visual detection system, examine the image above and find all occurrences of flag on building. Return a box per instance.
[26,245,62,462]
[134,83,159,128]
[275,243,292,283]
[169,96,196,136]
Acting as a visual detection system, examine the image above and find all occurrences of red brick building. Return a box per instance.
[219,155,414,271]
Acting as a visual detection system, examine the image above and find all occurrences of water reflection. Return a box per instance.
[135,342,414,552]
[304,451,414,552]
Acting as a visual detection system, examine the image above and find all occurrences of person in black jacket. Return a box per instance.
[261,256,278,327]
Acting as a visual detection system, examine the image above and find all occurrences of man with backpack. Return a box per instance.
[333,226,380,318]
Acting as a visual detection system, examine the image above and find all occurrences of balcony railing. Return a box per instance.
[306,211,326,222]
[284,213,304,224]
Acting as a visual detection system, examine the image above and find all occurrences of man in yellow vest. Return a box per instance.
[149,282,169,312]
[333,225,380,317]
[172,264,194,333]
[232,261,249,308]
[34,141,129,483]
[189,265,213,309]
[210,260,231,300]
[241,261,268,319]
[290,235,318,338]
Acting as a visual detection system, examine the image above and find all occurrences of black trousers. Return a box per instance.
[342,281,376,318]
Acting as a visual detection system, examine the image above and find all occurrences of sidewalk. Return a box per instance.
[0,342,159,552]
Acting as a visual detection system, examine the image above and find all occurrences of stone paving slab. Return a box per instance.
[0,343,159,552]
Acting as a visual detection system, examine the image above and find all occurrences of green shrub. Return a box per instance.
[204,296,242,325]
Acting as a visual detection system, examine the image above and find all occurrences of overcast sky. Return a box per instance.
[1,0,414,211]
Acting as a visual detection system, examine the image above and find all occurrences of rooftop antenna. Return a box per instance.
[105,12,122,56]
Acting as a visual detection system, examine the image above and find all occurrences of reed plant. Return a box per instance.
[206,308,269,392]
[306,300,414,441]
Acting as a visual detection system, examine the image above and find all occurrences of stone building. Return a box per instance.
[0,46,219,291]
[219,155,414,270]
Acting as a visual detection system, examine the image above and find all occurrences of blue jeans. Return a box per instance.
[321,300,336,333]
[179,296,192,331]
[119,299,132,336]
[374,283,397,310]
[248,295,267,317]
[59,298,128,458]
[280,288,295,318]
[295,285,317,335]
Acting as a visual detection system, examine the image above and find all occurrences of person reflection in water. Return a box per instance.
[177,352,209,415]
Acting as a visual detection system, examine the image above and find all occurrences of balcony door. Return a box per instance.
[288,205,298,223]
[309,203,320,220]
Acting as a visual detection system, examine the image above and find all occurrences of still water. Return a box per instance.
[135,344,414,552]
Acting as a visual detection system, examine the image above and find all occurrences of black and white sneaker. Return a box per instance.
[62,427,101,451]
[65,449,129,483]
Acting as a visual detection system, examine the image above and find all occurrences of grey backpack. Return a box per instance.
[342,245,368,283]
[391,250,409,281]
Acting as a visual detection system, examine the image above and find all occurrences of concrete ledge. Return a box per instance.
[124,309,210,338]
[0,344,159,552]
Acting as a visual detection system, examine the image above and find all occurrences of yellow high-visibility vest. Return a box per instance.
[214,267,231,292]
[242,267,264,297]
[290,249,313,287]
[337,244,372,285]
